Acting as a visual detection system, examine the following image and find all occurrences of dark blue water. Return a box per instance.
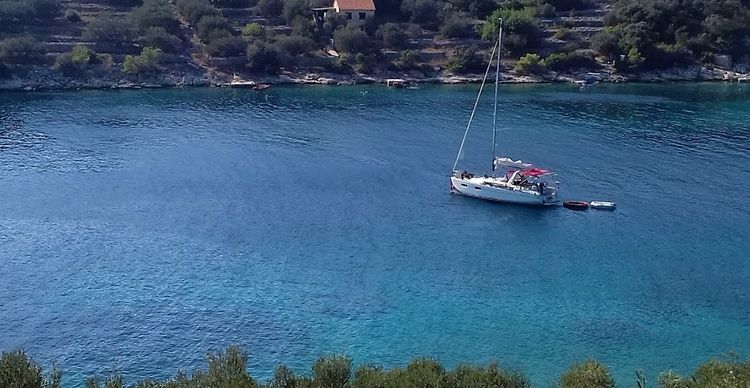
[1,83,749,386]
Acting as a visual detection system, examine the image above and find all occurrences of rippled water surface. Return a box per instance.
[1,83,750,386]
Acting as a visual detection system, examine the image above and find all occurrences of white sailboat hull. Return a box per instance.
[450,177,557,206]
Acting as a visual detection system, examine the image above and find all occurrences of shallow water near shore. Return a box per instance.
[1,83,750,386]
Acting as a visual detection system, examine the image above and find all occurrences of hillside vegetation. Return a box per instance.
[0,0,748,84]
[2,346,750,388]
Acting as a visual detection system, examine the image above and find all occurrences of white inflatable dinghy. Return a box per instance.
[589,201,616,210]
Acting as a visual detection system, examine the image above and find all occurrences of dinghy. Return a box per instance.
[589,201,616,210]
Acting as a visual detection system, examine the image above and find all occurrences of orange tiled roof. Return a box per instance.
[335,0,376,11]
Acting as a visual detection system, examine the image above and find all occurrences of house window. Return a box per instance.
[358,12,366,19]
[345,12,352,19]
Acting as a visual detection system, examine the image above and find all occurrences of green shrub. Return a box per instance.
[312,355,351,388]
[544,51,598,70]
[0,349,61,388]
[514,53,545,74]
[559,360,615,388]
[210,0,249,7]
[258,0,283,18]
[323,12,347,36]
[54,44,100,74]
[481,8,541,53]
[242,22,264,37]
[446,44,484,73]
[533,3,555,17]
[392,49,420,69]
[246,41,280,72]
[175,0,221,25]
[440,14,475,38]
[141,26,182,53]
[334,27,372,54]
[553,27,577,40]
[205,32,246,56]
[282,0,310,24]
[445,363,530,388]
[0,1,35,23]
[0,35,45,65]
[544,0,591,11]
[129,0,180,34]
[377,23,408,49]
[275,35,316,56]
[123,46,162,74]
[400,0,439,25]
[83,19,136,44]
[196,15,231,41]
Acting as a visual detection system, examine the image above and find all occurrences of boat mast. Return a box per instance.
[451,40,499,173]
[491,18,502,176]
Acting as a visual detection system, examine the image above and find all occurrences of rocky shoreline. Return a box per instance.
[1,65,748,91]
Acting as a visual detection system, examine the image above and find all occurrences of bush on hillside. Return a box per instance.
[275,35,316,56]
[543,0,591,11]
[392,49,420,69]
[258,0,283,18]
[514,52,545,74]
[544,51,598,71]
[599,0,750,67]
[64,9,80,21]
[559,360,615,388]
[481,8,541,53]
[54,44,100,74]
[196,15,232,41]
[83,18,136,44]
[290,15,316,37]
[129,0,180,34]
[0,35,45,65]
[443,0,496,18]
[446,45,484,73]
[377,23,408,49]
[122,46,162,74]
[400,0,439,25]
[175,0,221,25]
[334,27,372,54]
[205,32,246,56]
[210,0,250,7]
[246,41,280,72]
[242,22,264,37]
[532,3,556,17]
[282,0,310,24]
[0,1,35,24]
[322,12,347,36]
[439,14,474,38]
[142,26,182,53]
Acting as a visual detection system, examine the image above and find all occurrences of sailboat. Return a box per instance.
[449,20,560,206]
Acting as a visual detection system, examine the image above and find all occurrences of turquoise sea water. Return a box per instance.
[1,83,749,386]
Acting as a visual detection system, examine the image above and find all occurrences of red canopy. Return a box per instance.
[520,168,551,177]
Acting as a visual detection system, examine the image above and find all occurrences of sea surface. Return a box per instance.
[1,83,749,386]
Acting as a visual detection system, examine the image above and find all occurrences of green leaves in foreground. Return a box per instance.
[2,346,750,388]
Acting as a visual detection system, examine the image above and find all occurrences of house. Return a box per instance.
[331,0,375,25]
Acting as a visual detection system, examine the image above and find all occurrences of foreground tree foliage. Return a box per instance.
[2,347,750,388]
